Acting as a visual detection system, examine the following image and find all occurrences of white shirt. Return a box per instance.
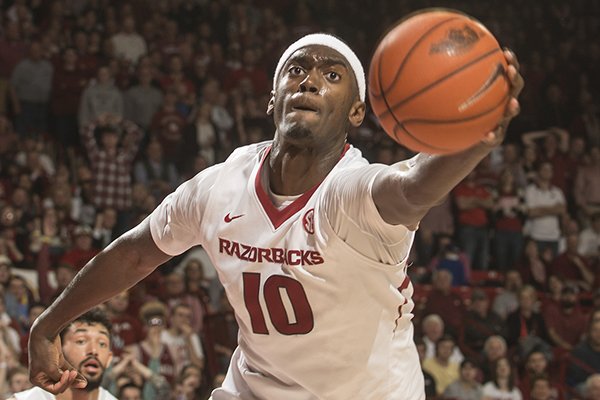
[150,142,424,400]
[481,382,522,400]
[578,227,600,258]
[161,329,204,374]
[13,386,116,400]
[524,183,565,241]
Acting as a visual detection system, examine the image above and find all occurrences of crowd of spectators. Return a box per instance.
[0,0,596,399]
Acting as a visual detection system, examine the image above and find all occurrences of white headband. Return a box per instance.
[272,33,366,102]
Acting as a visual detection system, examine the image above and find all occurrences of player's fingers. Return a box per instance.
[35,370,72,395]
[507,65,524,98]
[72,371,88,389]
[503,48,520,70]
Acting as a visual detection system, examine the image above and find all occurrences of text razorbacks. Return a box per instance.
[218,237,324,266]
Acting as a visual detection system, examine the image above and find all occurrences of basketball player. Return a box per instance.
[14,309,116,399]
[28,33,523,399]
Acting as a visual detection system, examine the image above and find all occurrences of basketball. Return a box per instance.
[368,9,510,154]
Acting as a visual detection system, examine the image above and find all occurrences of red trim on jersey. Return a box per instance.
[255,143,351,229]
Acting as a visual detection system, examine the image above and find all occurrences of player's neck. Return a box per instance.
[268,139,345,195]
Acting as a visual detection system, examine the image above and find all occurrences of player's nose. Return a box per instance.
[298,71,320,94]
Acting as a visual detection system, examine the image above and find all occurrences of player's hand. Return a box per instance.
[28,330,87,394]
[482,49,524,146]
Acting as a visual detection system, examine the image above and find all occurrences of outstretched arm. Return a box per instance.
[373,50,524,227]
[28,217,172,395]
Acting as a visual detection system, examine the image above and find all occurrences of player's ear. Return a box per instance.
[348,100,366,127]
[266,90,275,115]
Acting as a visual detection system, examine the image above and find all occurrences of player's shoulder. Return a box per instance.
[225,141,272,164]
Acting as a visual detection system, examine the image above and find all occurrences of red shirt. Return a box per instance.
[453,182,491,227]
[549,252,590,283]
[544,304,587,347]
[110,314,143,358]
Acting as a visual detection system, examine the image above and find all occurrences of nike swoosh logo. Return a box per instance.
[224,213,244,223]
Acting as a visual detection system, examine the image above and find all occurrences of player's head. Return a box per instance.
[268,33,366,146]
[59,308,113,392]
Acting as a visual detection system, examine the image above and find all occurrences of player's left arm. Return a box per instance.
[373,50,524,227]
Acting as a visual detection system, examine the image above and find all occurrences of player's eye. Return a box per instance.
[288,66,304,76]
[99,341,108,348]
[76,339,86,345]
[326,71,341,81]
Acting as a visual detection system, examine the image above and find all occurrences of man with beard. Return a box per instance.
[10,308,116,399]
[544,283,588,350]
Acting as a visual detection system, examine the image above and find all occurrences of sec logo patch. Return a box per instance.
[303,208,315,234]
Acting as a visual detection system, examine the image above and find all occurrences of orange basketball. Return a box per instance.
[368,9,510,154]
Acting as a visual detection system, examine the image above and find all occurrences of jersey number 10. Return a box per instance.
[243,272,314,335]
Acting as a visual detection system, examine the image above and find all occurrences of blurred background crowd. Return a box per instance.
[0,0,597,399]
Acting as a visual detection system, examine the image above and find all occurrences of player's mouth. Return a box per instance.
[289,96,320,114]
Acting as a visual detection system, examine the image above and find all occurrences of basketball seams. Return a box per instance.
[392,90,509,153]
[380,47,504,119]
[370,16,460,98]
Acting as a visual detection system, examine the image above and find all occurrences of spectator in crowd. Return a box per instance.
[104,291,142,362]
[0,20,27,114]
[124,65,163,130]
[493,269,523,320]
[423,269,465,337]
[524,161,567,258]
[161,271,206,334]
[481,335,508,382]
[523,128,570,195]
[423,334,460,396]
[578,212,600,264]
[519,350,562,400]
[50,47,87,152]
[568,319,600,391]
[529,376,558,400]
[549,232,595,291]
[415,336,438,398]
[59,225,99,271]
[161,303,204,376]
[584,374,600,400]
[442,358,482,400]
[118,383,143,400]
[452,169,494,270]
[518,238,551,291]
[428,234,471,287]
[481,357,523,400]
[493,168,527,270]
[149,89,187,163]
[80,114,143,215]
[133,138,179,202]
[462,289,506,357]
[421,313,464,364]
[92,207,119,249]
[10,40,53,137]
[544,283,588,351]
[0,366,30,399]
[111,16,147,65]
[127,301,177,392]
[507,285,551,359]
[79,66,124,127]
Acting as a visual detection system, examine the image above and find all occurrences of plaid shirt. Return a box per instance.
[81,120,142,210]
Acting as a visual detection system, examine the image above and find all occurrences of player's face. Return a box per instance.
[270,45,364,147]
[62,322,113,390]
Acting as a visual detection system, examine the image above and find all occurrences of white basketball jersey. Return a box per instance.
[150,142,425,400]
